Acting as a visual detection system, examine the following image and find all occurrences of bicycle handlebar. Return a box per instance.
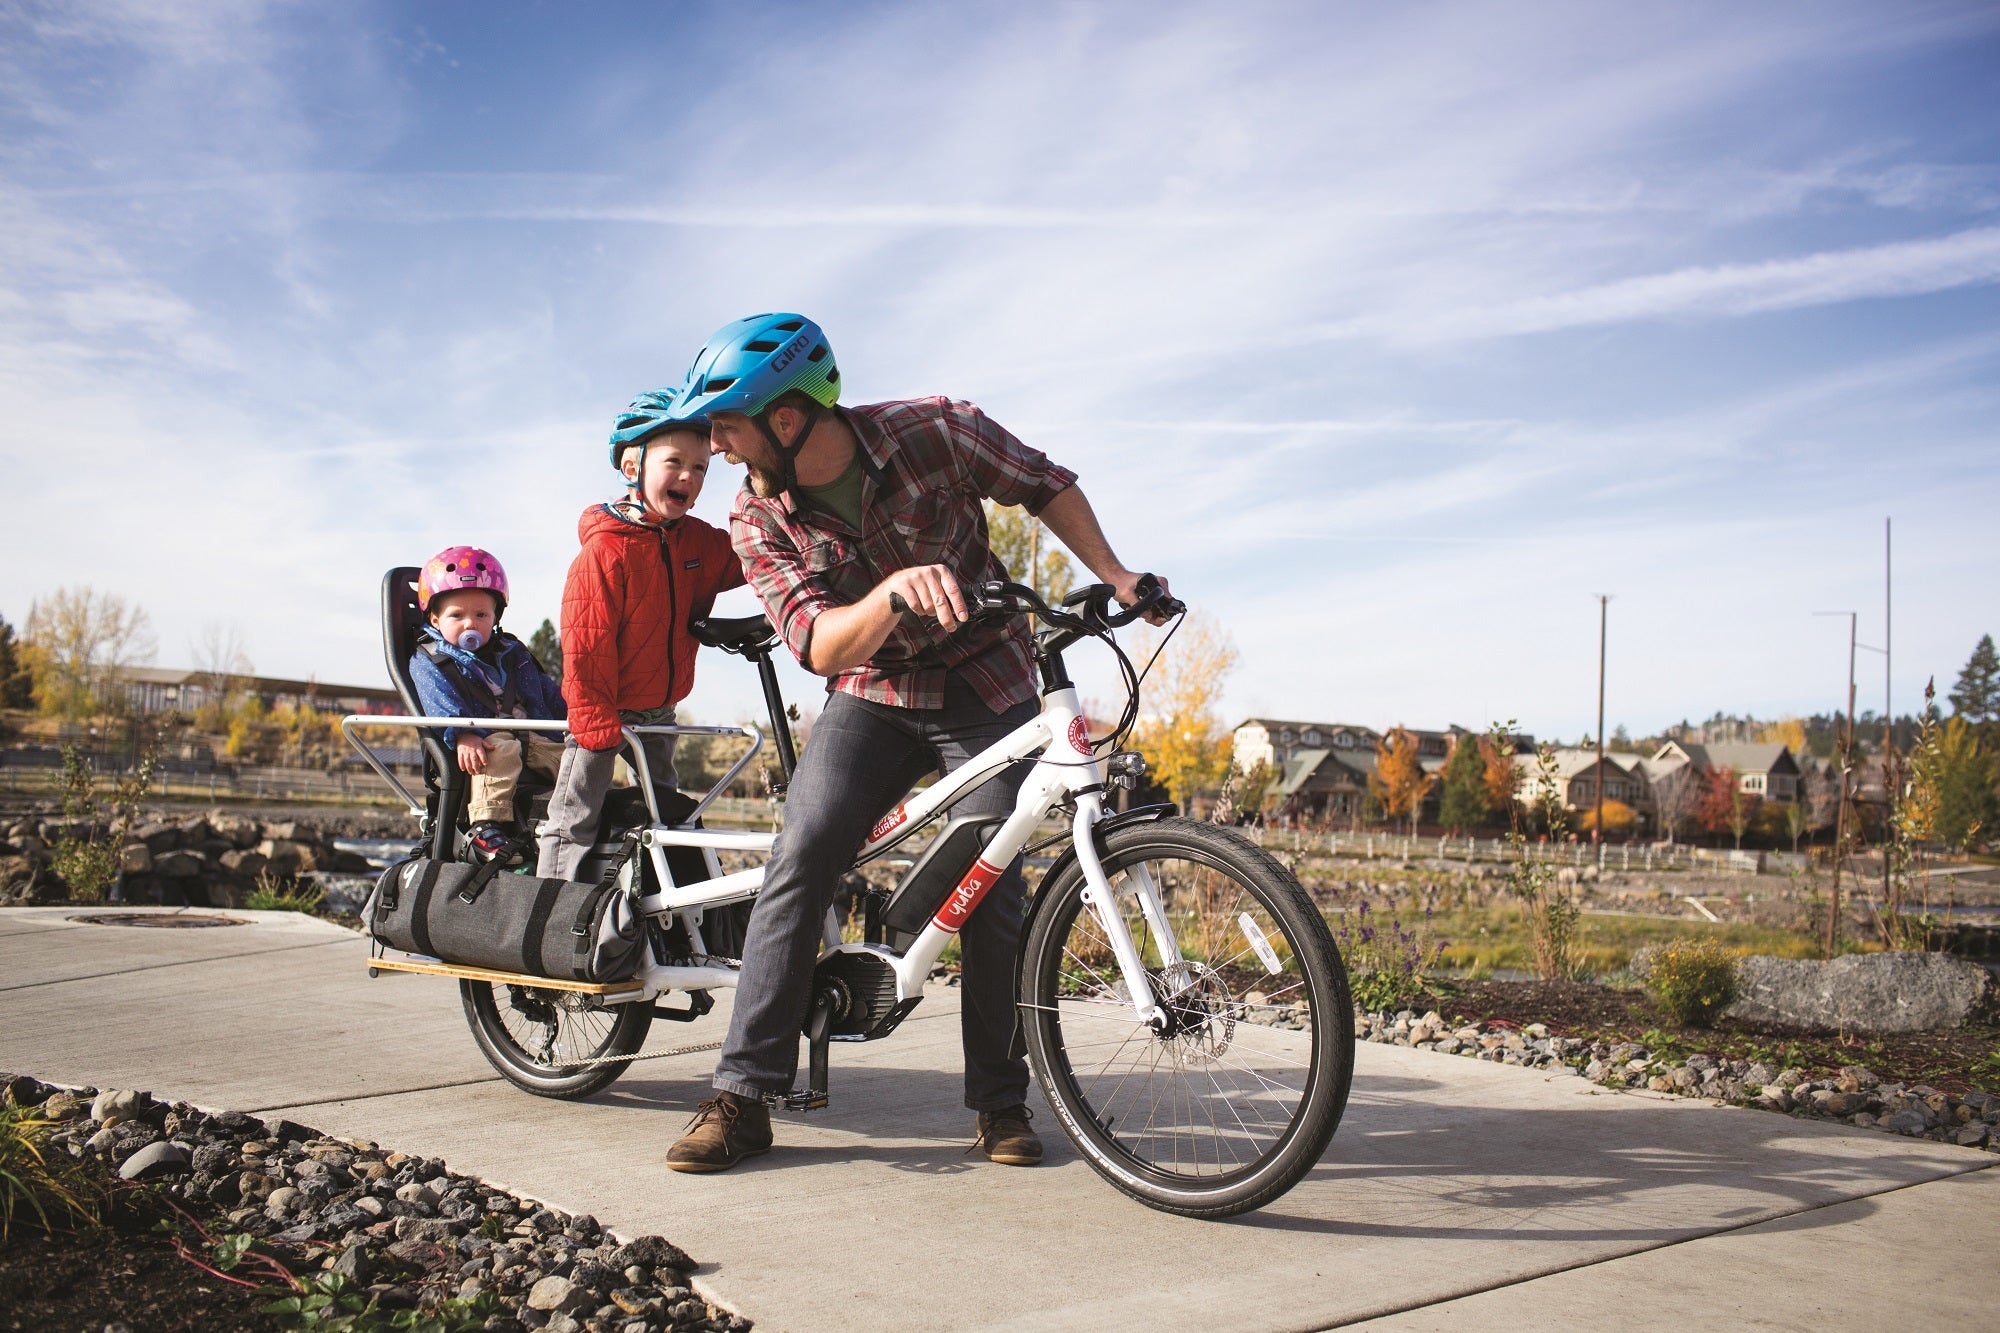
[889,574,1183,631]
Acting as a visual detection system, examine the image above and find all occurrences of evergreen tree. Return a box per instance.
[0,615,34,709]
[1949,634,1999,724]
[1438,734,1492,831]
[528,618,562,683]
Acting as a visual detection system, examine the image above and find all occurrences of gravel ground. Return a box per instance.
[5,1074,750,1333]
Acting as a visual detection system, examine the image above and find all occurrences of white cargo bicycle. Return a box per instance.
[345,574,1353,1217]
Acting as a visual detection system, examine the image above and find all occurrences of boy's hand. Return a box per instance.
[456,736,490,774]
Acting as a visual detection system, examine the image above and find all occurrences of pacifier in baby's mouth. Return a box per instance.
[456,629,486,651]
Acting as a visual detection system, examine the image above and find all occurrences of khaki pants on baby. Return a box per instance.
[467,731,567,825]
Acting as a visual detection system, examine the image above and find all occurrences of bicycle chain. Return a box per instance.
[545,1038,724,1071]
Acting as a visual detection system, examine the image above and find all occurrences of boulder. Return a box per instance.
[260,840,316,874]
[154,850,208,879]
[1728,952,1996,1034]
[118,843,153,874]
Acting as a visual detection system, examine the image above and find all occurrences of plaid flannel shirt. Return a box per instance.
[731,396,1077,712]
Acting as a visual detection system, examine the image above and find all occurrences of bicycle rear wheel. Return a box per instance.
[1019,818,1353,1217]
[461,981,654,1099]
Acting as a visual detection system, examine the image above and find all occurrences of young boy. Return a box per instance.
[535,389,747,880]
[407,546,567,859]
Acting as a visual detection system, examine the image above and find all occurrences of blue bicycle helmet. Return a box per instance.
[607,387,704,488]
[664,314,839,424]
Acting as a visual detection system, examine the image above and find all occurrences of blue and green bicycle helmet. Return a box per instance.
[665,313,841,502]
[606,386,705,491]
[666,313,840,424]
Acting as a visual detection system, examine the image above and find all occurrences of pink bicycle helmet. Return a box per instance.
[418,546,510,616]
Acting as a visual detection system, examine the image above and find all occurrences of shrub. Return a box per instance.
[1647,937,1740,1027]
[246,872,324,914]
[0,1101,109,1238]
[1335,899,1446,1013]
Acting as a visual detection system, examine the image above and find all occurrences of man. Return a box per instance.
[657,313,1169,1172]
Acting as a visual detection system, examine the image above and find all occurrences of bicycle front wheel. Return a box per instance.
[461,981,654,1099]
[1020,818,1353,1217]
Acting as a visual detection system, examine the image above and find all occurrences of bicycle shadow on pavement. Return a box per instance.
[594,1062,1068,1178]
[1237,1069,1981,1241]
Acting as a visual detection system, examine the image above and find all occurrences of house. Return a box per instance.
[1653,741,1802,802]
[1231,719,1380,776]
[110,667,403,717]
[1235,719,1526,824]
[1270,747,1376,821]
[1513,748,1657,827]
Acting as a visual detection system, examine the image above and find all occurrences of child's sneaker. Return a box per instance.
[467,822,519,864]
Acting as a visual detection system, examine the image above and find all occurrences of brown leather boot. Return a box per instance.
[973,1105,1042,1166]
[666,1092,773,1173]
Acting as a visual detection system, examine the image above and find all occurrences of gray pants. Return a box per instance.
[534,712,678,881]
[712,676,1036,1111]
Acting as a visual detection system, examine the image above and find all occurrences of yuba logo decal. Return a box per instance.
[933,858,1005,934]
[869,806,908,843]
[1067,716,1090,753]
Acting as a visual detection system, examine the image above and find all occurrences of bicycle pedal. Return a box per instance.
[766,1090,830,1112]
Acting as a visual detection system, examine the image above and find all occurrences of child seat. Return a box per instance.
[380,568,556,859]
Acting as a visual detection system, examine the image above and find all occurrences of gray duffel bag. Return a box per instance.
[366,845,644,985]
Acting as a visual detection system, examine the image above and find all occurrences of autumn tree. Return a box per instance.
[1693,766,1759,848]
[1914,716,1998,851]
[25,587,156,721]
[1129,612,1238,810]
[1480,733,1519,819]
[1578,799,1637,837]
[190,621,254,729]
[1757,717,1808,752]
[1368,725,1433,834]
[1650,763,1697,844]
[982,500,1076,604]
[1437,734,1494,831]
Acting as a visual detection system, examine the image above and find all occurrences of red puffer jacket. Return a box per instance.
[560,502,745,751]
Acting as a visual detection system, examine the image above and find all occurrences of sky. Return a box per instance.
[2,0,1997,744]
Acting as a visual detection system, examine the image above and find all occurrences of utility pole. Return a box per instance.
[1594,594,1610,866]
[1882,517,1893,920]
[1814,610,1860,958]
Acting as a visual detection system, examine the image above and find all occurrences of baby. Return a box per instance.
[408,546,567,860]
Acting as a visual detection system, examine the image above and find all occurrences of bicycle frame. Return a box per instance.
[341,680,1178,1030]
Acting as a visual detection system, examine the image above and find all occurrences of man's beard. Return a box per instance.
[727,451,782,498]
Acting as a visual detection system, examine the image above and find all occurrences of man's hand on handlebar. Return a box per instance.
[1111,569,1177,626]
[881,564,969,631]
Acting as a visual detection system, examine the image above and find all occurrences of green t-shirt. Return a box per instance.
[798,450,867,533]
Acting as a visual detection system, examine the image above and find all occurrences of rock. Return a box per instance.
[42,1091,87,1121]
[219,849,268,876]
[1836,1066,1881,1093]
[1727,952,1996,1034]
[1882,1110,1930,1135]
[92,1089,145,1123]
[135,822,179,852]
[607,1235,696,1273]
[154,850,207,879]
[118,843,153,874]
[1744,1062,1778,1088]
[394,1216,463,1245]
[118,1141,191,1180]
[260,840,317,874]
[528,1275,592,1313]
[332,1245,376,1284]
[1954,1125,1990,1148]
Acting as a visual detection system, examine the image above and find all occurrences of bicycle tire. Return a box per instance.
[461,980,654,1099]
[1019,818,1353,1217]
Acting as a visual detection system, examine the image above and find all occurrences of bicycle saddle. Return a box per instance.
[690,613,777,655]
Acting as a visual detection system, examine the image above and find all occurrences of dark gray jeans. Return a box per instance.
[712,676,1037,1111]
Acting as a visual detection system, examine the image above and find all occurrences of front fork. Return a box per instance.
[1069,795,1183,1028]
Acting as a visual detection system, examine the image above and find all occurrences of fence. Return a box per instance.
[0,752,408,806]
[1238,828,1803,875]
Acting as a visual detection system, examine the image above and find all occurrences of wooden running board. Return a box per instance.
[367,955,645,997]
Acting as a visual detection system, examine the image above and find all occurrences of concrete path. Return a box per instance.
[3,905,1993,1331]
